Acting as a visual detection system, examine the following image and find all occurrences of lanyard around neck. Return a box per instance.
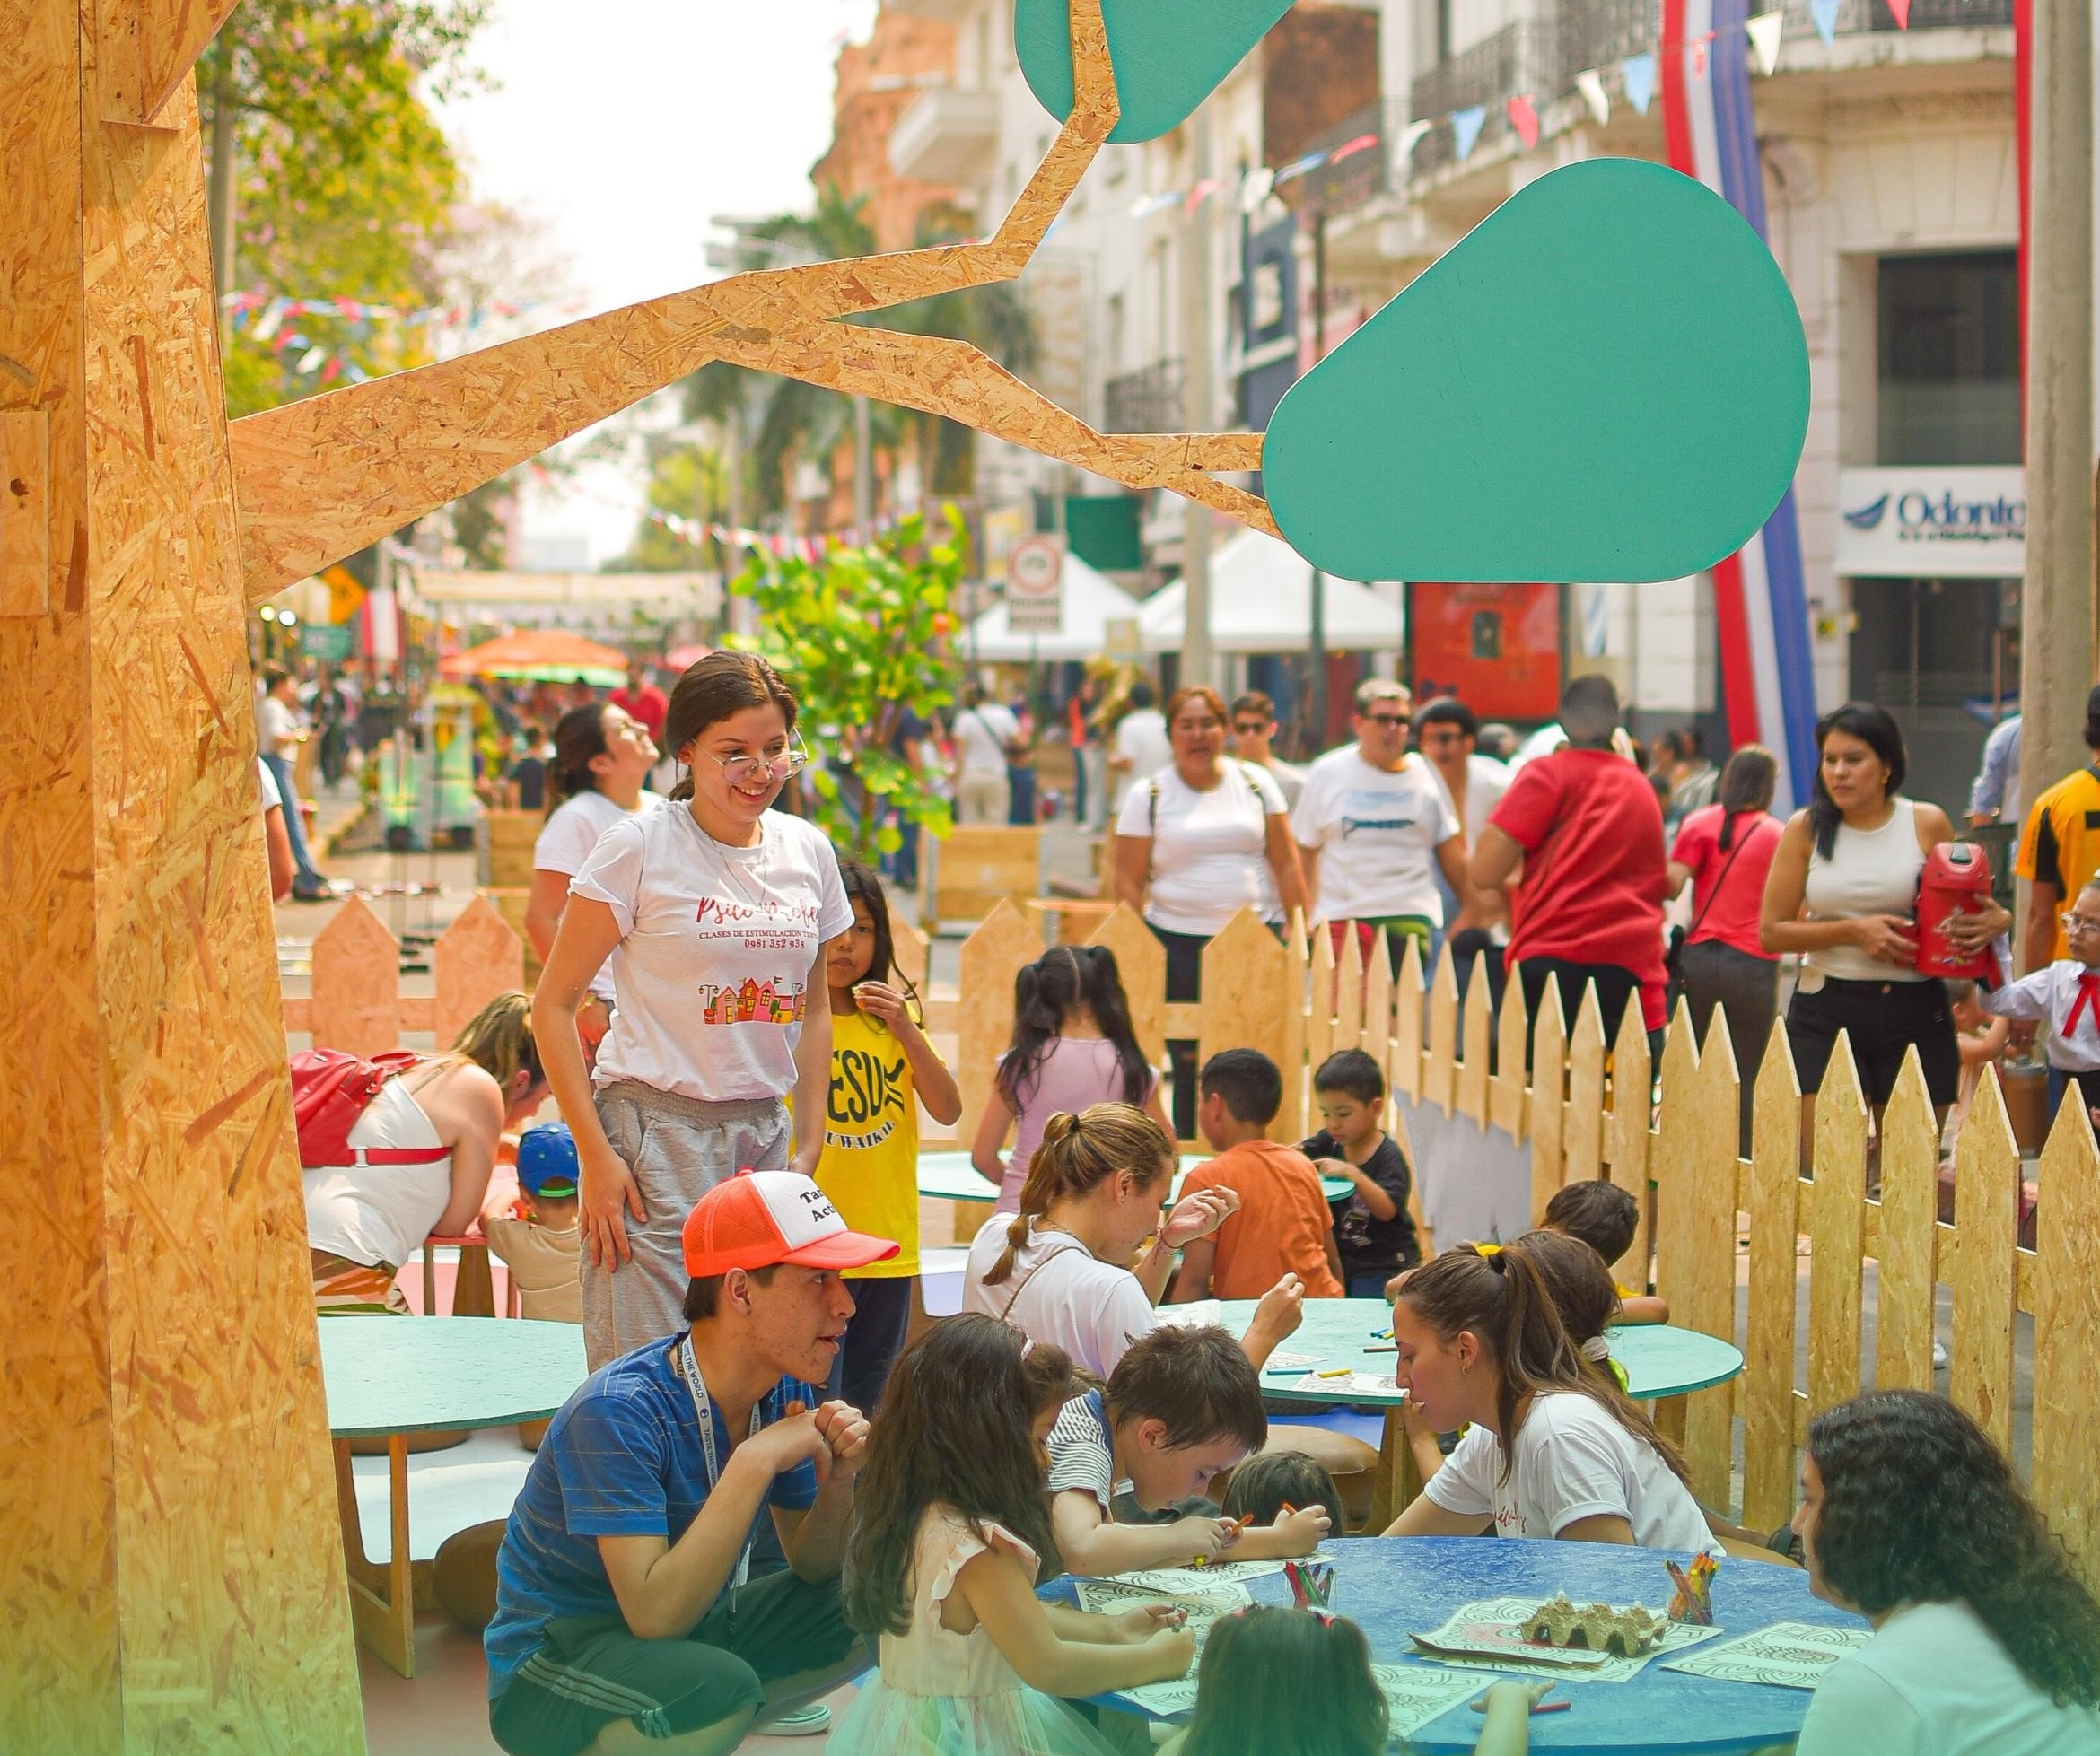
[676,1332,763,1592]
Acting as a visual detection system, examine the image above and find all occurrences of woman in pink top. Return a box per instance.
[970,946,1168,1211]
[1667,745,1785,1151]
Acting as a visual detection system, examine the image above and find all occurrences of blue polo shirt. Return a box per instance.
[485,1336,821,1698]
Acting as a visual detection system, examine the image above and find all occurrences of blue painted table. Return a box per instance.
[917,1149,1352,1205]
[1081,1536,1865,1753]
[320,1316,589,1678]
[1213,1301,1745,1525]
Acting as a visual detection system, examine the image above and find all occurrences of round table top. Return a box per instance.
[319,1315,590,1438]
[915,1149,1353,1206]
[1088,1536,1864,1752]
[1214,1299,1744,1405]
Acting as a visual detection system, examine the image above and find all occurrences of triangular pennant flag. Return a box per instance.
[1451,104,1488,161]
[1507,94,1539,149]
[1622,53,1658,115]
[1396,118,1433,163]
[1809,0,1839,42]
[1746,9,1784,73]
[1886,0,1910,24]
[1576,67,1611,125]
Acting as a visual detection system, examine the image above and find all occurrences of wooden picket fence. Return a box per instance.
[941,898,2100,1583]
[284,888,2100,1579]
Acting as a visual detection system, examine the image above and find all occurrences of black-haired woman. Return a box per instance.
[1793,1390,2100,1754]
[1761,703,2008,1150]
[533,651,853,1367]
[523,701,662,1064]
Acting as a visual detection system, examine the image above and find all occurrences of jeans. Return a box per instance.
[262,750,325,887]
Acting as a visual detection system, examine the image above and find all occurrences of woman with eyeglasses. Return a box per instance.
[533,651,855,1366]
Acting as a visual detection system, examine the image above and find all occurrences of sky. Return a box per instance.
[435,0,880,565]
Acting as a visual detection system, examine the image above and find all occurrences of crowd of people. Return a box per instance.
[279,646,2100,1756]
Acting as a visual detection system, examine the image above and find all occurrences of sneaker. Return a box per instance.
[1932,1340,1948,1368]
[756,1703,831,1737]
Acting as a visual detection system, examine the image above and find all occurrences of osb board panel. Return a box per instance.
[1085,903,1165,1070]
[1947,1070,2018,1451]
[1527,979,1568,1219]
[1682,1009,1739,1502]
[956,901,1044,1161]
[94,0,242,124]
[1741,1027,1803,1533]
[1806,1043,1868,1423]
[226,0,1273,600]
[1,409,52,614]
[2033,1099,2100,1578]
[1873,1053,1940,1393]
[309,895,402,1058]
[0,7,113,1747]
[433,894,524,1046]
[75,65,360,1750]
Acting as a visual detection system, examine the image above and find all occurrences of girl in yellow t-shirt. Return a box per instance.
[818,860,962,1411]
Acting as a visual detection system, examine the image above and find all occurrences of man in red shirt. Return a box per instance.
[1471,676,1667,1056]
[611,660,669,747]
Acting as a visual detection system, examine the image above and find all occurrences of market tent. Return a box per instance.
[964,551,1142,660]
[1139,529,1401,653]
[438,629,630,686]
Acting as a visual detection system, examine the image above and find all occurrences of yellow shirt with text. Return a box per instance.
[815,1009,921,1277]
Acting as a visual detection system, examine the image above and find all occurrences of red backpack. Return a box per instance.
[289,1048,451,1169]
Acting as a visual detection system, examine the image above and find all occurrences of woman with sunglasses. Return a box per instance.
[533,651,855,1366]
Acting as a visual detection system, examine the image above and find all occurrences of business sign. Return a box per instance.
[1834,467,2025,578]
[1004,533,1064,633]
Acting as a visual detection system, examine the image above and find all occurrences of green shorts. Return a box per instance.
[489,1569,861,1756]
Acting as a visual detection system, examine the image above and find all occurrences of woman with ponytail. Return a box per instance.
[970,945,1170,1212]
[524,702,663,1062]
[532,652,854,1367]
[961,1102,1304,1378]
[1381,1238,1715,1551]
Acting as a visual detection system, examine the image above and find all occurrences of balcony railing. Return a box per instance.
[1279,100,1391,218]
[1104,360,1187,433]
[1408,20,1561,178]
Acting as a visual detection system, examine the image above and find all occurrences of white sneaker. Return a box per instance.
[1932,1341,1948,1368]
[757,1703,832,1737]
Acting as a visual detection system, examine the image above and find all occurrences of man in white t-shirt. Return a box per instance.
[1416,697,1513,997]
[950,683,1020,826]
[1290,680,1469,972]
[1107,681,1171,816]
[258,665,330,900]
[1229,689,1307,811]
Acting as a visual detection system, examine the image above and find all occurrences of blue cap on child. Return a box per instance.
[516,1123,579,1198]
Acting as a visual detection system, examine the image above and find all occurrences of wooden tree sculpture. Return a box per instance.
[0,0,1807,1743]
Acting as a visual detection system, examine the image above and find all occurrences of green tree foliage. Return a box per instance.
[727,513,965,865]
[604,441,730,573]
[201,1,488,415]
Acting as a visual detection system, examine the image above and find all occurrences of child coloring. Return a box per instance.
[972,945,1172,1212]
[1541,1180,1668,1324]
[832,1315,1194,1756]
[1219,1451,1346,1538]
[1159,1606,1550,1756]
[1988,875,2100,1130]
[814,861,961,1413]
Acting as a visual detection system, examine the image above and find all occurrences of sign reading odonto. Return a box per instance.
[1005,533,1065,633]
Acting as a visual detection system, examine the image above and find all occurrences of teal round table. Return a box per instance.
[320,1317,590,1678]
[1214,1300,1744,1527]
[916,1149,1353,1205]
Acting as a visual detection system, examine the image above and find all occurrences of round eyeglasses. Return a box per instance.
[698,734,809,788]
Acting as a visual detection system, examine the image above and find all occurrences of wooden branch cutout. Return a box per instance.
[229,0,1272,599]
[97,0,244,126]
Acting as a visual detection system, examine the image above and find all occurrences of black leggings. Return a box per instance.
[1151,924,1209,1140]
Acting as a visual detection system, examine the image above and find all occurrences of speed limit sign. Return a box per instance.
[1005,533,1065,633]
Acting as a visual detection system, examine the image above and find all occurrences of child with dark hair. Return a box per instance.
[1219,1450,1345,1538]
[815,861,960,1414]
[1541,1178,1668,1324]
[1163,1607,1547,1756]
[972,944,1171,1213]
[1050,1326,1330,1576]
[1175,1049,1344,1301]
[833,1315,1194,1756]
[1793,1390,2100,1754]
[1300,1048,1420,1297]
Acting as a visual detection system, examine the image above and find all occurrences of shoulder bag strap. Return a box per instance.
[1686,816,1754,944]
[997,1229,1089,1324]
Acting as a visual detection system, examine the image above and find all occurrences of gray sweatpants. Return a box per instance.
[583,1083,791,1368]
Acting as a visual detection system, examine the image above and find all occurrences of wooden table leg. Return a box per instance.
[453,1242,495,1317]
[1369,1407,1424,1532]
[333,1435,418,1678]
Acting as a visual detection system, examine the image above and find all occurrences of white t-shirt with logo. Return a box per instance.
[955,704,1020,775]
[1796,1599,2100,1756]
[1116,761,1288,936]
[1113,710,1172,796]
[960,1220,1159,1379]
[572,805,852,1103]
[1422,1391,1719,1554]
[1291,749,1461,923]
[536,789,665,1001]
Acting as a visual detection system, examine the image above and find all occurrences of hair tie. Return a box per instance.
[1581,1335,1612,1364]
[1019,1337,1036,1360]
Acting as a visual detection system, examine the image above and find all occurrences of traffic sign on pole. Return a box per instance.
[1005,533,1064,633]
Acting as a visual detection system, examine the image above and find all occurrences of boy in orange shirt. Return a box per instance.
[1172,1049,1344,1301]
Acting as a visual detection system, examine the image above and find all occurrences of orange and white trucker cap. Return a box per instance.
[682,1169,899,1278]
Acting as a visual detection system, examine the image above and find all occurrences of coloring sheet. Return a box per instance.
[1290,1369,1401,1395]
[1081,1575,1250,1717]
[1155,1300,1222,1329]
[1259,1351,1323,1373]
[1370,1664,1488,1737]
[1659,1621,1874,1690]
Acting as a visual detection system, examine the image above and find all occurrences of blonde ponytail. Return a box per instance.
[980,1103,1173,1286]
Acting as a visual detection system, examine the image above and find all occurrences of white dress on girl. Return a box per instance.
[828,1504,1118,1756]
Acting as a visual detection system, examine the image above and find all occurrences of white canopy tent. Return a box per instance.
[1138,529,1401,653]
[964,550,1142,660]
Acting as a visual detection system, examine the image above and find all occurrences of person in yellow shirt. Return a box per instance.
[817,861,961,1412]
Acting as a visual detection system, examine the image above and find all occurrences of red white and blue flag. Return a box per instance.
[1662,0,1818,808]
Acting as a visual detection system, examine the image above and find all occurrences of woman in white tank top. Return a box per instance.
[1761,705,2008,1150]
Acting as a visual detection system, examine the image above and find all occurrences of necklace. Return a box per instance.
[689,805,774,910]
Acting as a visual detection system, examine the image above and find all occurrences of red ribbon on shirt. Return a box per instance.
[2067,973,2100,1043]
